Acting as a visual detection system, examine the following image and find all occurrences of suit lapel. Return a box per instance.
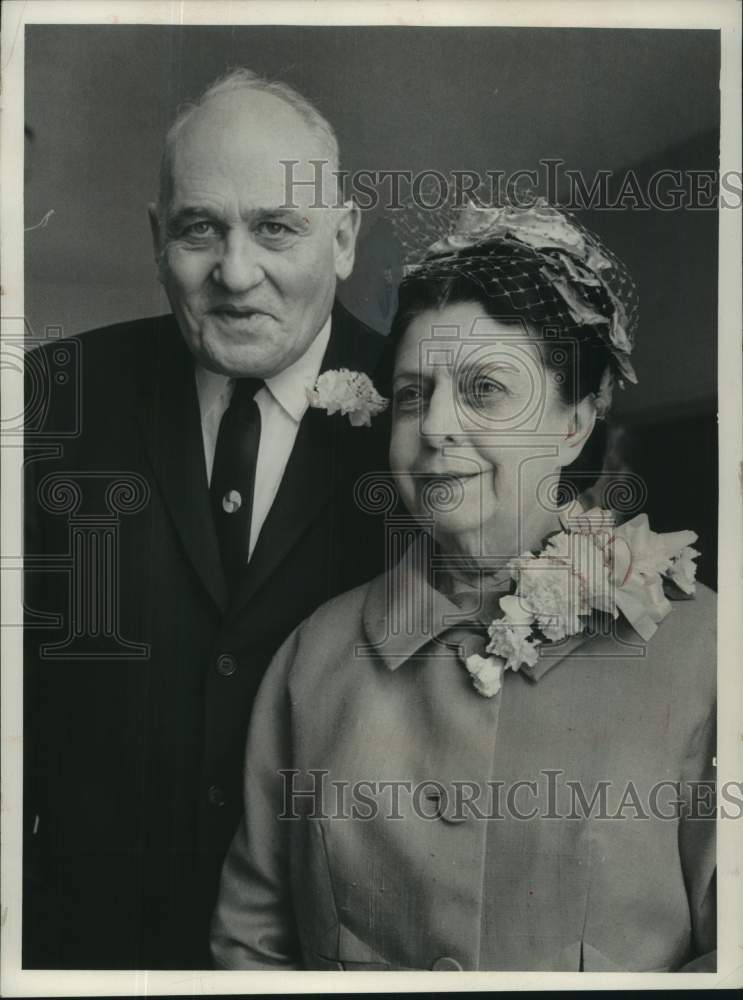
[135,317,228,613]
[228,300,383,616]
[230,404,335,613]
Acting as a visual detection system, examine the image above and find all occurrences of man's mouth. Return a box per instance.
[210,305,272,321]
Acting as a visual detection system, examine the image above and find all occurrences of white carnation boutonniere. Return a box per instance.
[466,500,701,697]
[464,653,505,698]
[307,368,389,427]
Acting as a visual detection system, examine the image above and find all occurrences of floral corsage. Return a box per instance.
[464,501,700,698]
[307,369,389,427]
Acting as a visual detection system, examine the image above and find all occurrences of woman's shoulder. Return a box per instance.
[295,574,380,643]
[255,575,382,703]
[273,573,382,677]
[656,581,716,651]
[641,581,717,699]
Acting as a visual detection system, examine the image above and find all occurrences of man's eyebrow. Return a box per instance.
[166,205,223,228]
[166,205,310,227]
[253,207,311,226]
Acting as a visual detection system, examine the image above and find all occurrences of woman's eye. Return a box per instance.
[394,385,424,408]
[466,376,507,407]
[474,375,505,397]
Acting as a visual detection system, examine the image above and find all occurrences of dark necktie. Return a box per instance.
[210,377,262,587]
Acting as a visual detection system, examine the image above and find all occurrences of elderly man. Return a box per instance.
[23,69,386,970]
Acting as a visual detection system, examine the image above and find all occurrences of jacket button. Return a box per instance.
[432,956,463,971]
[426,791,467,824]
[216,653,237,676]
[439,809,468,825]
[207,784,226,807]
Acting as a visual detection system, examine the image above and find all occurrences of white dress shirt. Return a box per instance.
[195,316,331,560]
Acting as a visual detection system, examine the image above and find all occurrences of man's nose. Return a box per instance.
[421,381,462,444]
[211,232,264,293]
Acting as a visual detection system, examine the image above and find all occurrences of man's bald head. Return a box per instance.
[158,67,340,217]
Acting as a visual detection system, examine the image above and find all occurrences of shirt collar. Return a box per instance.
[194,314,333,424]
[194,365,231,422]
[361,534,592,683]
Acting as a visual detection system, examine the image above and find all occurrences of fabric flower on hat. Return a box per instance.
[430,198,590,258]
[424,196,638,387]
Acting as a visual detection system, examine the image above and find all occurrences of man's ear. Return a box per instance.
[557,395,597,468]
[148,203,162,262]
[333,201,362,281]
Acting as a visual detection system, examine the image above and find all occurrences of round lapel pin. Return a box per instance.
[222,490,242,514]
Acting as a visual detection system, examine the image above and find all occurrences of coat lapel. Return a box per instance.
[135,317,228,613]
[229,404,335,613]
[228,300,384,616]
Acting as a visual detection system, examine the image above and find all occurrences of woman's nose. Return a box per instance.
[211,232,264,293]
[421,381,461,444]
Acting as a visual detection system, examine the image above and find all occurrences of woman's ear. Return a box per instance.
[557,395,597,468]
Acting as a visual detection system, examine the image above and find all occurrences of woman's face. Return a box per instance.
[389,301,593,556]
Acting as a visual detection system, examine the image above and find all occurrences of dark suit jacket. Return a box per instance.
[23,301,387,970]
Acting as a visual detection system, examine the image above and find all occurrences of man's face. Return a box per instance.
[151,90,359,378]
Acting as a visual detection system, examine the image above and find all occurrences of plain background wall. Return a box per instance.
[25,24,719,426]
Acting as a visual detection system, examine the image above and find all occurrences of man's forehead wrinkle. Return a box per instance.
[168,178,320,231]
[169,136,332,216]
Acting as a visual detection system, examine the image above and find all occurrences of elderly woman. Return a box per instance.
[210,201,716,972]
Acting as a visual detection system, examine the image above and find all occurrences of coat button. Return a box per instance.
[216,653,237,676]
[425,790,467,824]
[432,956,463,971]
[439,809,467,825]
[207,784,226,807]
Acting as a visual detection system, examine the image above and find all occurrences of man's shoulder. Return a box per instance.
[73,313,179,365]
[28,313,180,373]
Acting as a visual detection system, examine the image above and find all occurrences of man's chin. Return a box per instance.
[190,328,282,379]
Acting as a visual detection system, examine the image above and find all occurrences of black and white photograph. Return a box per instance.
[1,0,741,994]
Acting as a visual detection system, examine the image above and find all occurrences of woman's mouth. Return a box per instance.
[421,469,484,485]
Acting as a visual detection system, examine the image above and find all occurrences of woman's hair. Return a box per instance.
[379,237,619,499]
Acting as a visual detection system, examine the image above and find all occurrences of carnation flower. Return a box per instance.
[307,369,389,427]
[469,504,702,685]
[486,595,541,671]
[463,654,504,698]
